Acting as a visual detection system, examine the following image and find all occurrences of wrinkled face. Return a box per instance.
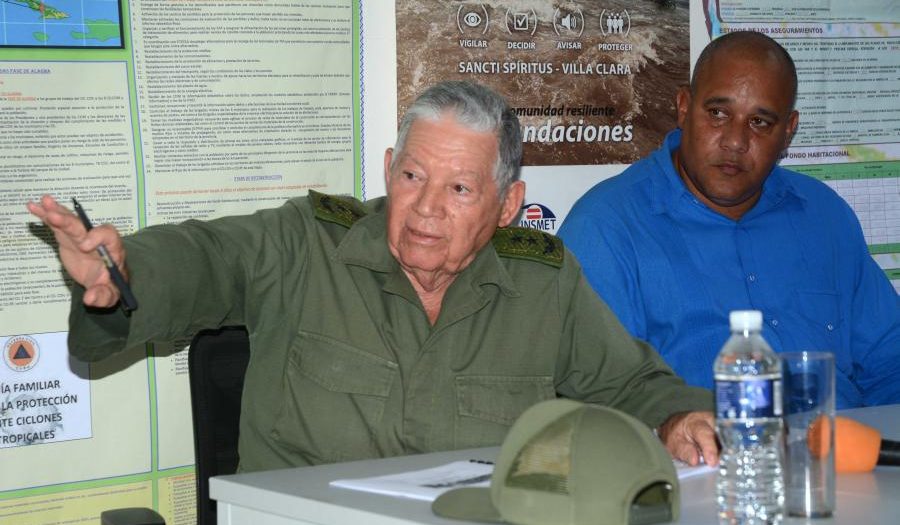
[676,52,798,219]
[385,115,522,282]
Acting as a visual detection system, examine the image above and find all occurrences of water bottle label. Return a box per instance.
[715,378,782,419]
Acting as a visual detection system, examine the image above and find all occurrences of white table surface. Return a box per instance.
[211,404,900,525]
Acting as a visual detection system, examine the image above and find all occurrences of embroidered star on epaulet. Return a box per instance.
[309,190,367,228]
[491,227,564,268]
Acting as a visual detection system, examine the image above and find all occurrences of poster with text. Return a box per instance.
[395,0,691,167]
[702,0,899,289]
[0,1,359,523]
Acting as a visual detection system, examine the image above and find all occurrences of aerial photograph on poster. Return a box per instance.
[395,0,689,166]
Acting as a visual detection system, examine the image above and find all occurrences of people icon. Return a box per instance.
[605,12,627,35]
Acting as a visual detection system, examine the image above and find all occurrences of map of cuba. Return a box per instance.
[2,0,122,47]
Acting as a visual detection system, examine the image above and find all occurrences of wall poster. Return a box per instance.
[0,1,359,524]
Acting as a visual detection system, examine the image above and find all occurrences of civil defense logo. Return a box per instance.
[4,335,40,372]
[519,203,557,231]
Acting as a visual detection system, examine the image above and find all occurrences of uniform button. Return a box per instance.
[826,323,834,331]
[771,319,779,327]
[748,273,757,282]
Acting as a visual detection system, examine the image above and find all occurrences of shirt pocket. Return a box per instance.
[453,375,555,448]
[271,330,397,464]
[792,289,844,352]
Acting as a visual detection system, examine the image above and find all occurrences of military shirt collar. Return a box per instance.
[334,197,520,297]
[333,197,396,272]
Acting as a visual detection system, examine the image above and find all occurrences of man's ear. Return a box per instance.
[383,148,394,188]
[675,86,691,128]
[784,110,800,149]
[498,180,525,227]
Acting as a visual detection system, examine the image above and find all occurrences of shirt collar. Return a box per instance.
[333,197,397,272]
[650,129,805,218]
[334,197,519,297]
[649,129,688,215]
[747,163,805,219]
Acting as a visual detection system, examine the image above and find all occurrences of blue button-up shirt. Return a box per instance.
[559,130,900,408]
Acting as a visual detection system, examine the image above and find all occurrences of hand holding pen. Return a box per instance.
[72,199,138,312]
[26,195,138,312]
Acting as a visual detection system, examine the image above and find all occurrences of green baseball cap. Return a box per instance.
[432,399,679,525]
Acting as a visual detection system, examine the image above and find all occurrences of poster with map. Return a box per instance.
[0,1,355,523]
[0,0,122,48]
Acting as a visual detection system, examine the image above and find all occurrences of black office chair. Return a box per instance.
[188,326,251,525]
[101,326,250,525]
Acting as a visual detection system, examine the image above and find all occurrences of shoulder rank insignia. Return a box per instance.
[491,227,564,268]
[310,189,367,228]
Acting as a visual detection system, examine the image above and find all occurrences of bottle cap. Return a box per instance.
[729,310,762,331]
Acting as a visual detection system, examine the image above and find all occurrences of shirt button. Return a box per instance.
[771,319,779,327]
[748,273,757,282]
[826,323,834,331]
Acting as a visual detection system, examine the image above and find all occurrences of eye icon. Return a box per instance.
[463,12,482,27]
[456,5,489,34]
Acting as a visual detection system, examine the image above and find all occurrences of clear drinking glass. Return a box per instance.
[781,351,836,518]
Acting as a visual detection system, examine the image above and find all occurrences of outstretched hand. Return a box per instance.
[26,194,128,308]
[657,411,719,467]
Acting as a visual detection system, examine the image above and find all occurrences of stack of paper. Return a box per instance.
[330,460,492,502]
[330,458,715,502]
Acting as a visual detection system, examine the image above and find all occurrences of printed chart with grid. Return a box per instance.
[796,159,899,291]
[825,176,900,248]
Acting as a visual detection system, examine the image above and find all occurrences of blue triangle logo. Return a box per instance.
[13,344,31,360]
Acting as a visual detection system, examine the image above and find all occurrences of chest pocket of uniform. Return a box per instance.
[271,331,398,464]
[792,289,843,350]
[453,375,555,448]
[294,331,397,396]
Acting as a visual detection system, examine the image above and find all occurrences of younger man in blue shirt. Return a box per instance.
[559,31,899,409]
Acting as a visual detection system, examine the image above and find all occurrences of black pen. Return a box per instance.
[72,198,138,313]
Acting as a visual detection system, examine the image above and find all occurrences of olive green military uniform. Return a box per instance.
[68,191,713,472]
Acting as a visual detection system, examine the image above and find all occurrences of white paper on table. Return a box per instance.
[674,459,717,479]
[330,460,493,502]
[330,457,715,502]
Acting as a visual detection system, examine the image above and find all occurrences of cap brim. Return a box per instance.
[629,482,676,525]
[432,487,504,523]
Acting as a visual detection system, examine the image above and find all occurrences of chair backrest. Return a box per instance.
[188,326,251,525]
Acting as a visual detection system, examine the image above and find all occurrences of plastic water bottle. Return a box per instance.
[714,310,784,524]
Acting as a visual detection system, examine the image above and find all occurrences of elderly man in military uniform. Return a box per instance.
[27,81,718,471]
